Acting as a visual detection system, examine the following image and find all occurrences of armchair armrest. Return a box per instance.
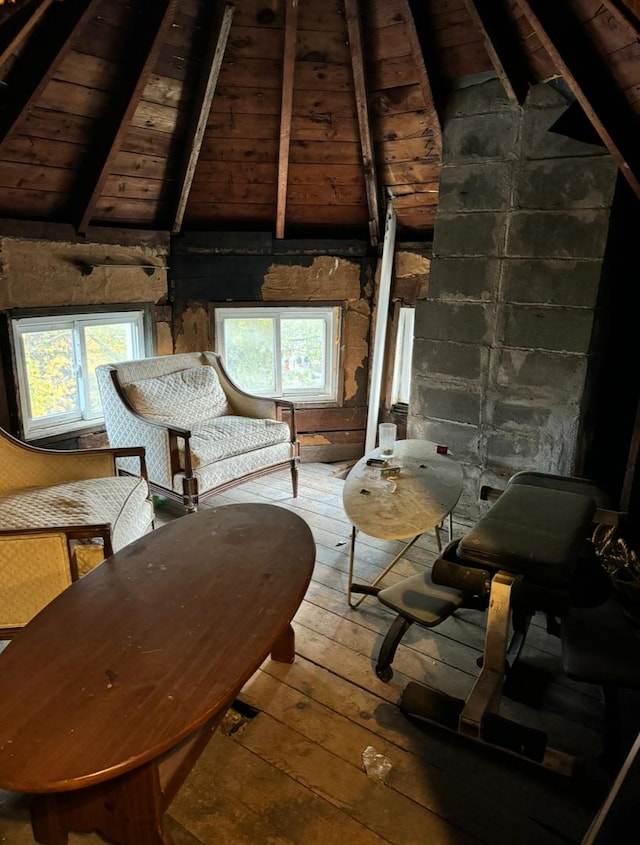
[0,428,148,492]
[0,523,113,637]
[275,399,298,443]
[208,354,281,418]
[0,523,113,573]
[104,446,149,482]
[209,354,298,443]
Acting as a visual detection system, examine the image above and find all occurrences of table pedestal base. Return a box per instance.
[32,760,172,845]
[29,624,296,845]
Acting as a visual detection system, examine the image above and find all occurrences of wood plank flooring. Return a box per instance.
[0,461,636,845]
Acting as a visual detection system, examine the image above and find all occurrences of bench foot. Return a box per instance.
[400,681,574,775]
[397,570,576,776]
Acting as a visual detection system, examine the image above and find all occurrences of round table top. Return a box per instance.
[343,439,463,541]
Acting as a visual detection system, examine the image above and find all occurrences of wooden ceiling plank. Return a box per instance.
[77,0,181,234]
[583,0,640,34]
[275,0,298,240]
[172,2,235,234]
[514,0,640,199]
[344,0,380,245]
[401,0,443,157]
[0,0,57,70]
[460,0,520,102]
[0,0,100,148]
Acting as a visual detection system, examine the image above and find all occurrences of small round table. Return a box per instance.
[343,439,463,607]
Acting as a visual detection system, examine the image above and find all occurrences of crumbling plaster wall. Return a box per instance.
[265,255,367,404]
[393,250,431,304]
[0,227,171,433]
[0,235,167,310]
[169,234,377,461]
[173,252,372,408]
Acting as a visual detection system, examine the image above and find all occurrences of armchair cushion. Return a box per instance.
[0,475,153,553]
[123,365,231,426]
[185,416,291,468]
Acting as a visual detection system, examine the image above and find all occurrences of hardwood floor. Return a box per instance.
[0,462,634,844]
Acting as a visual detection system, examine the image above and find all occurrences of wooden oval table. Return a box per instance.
[0,503,315,845]
[343,439,463,607]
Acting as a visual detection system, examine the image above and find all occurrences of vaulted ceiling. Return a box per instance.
[0,0,638,244]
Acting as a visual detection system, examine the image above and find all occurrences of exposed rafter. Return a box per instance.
[514,0,640,198]
[76,0,180,234]
[0,0,56,71]
[172,3,235,235]
[275,0,298,240]
[0,0,99,147]
[404,0,442,158]
[0,0,637,237]
[345,0,380,246]
[461,0,521,103]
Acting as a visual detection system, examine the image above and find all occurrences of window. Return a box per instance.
[214,305,340,403]
[390,306,415,406]
[12,310,145,438]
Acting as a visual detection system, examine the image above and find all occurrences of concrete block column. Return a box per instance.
[408,79,617,520]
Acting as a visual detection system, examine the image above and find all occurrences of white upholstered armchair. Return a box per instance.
[96,351,299,513]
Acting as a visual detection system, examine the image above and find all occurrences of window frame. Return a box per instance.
[213,303,342,405]
[390,305,415,407]
[11,308,148,440]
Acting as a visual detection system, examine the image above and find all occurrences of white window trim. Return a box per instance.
[12,310,145,439]
[214,305,341,403]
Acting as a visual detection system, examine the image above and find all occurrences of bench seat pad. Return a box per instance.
[0,476,153,552]
[458,484,596,583]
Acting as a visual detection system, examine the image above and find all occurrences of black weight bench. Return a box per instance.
[373,471,613,773]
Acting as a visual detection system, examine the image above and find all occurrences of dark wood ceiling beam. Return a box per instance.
[604,0,640,30]
[403,0,442,158]
[345,0,380,246]
[0,0,57,71]
[275,0,298,240]
[0,0,38,28]
[0,0,99,147]
[514,0,640,198]
[461,0,526,103]
[76,0,180,234]
[172,2,235,235]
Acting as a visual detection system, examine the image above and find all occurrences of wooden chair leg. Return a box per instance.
[182,477,199,514]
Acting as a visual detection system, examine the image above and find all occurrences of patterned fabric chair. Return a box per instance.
[96,351,299,513]
[0,427,154,638]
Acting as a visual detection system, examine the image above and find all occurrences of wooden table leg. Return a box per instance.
[270,622,295,663]
[31,760,173,845]
[31,796,69,845]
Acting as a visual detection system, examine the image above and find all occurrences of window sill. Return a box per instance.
[26,422,107,449]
